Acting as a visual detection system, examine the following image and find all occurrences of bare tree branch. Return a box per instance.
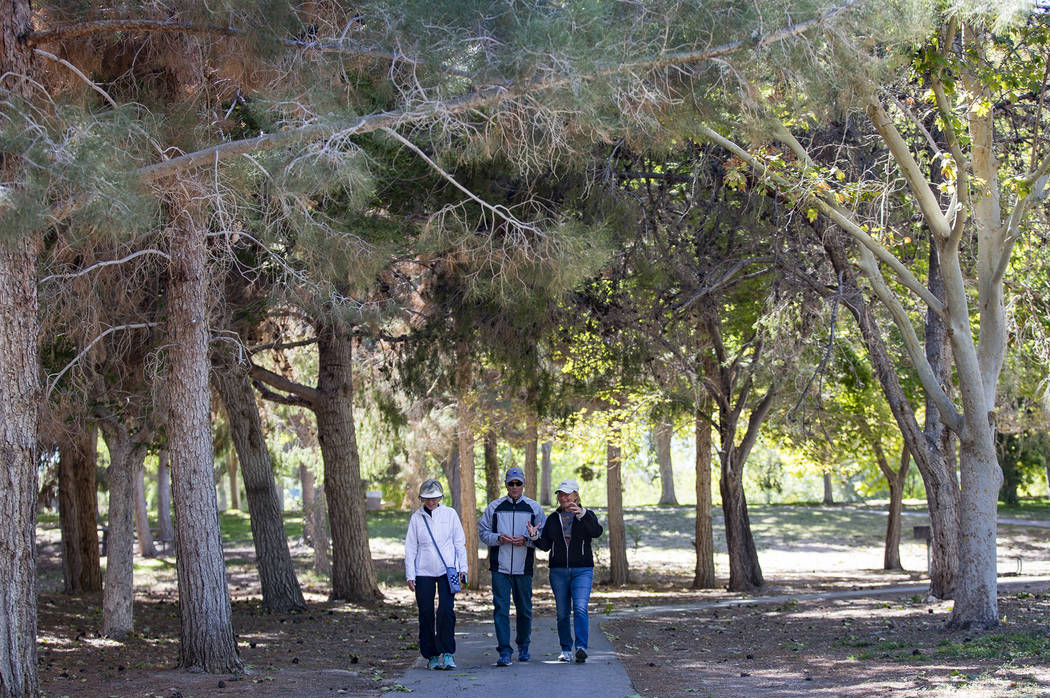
[47,322,163,398]
[40,249,170,283]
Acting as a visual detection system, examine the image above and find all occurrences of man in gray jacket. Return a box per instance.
[478,466,544,666]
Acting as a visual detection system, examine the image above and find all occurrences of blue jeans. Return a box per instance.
[549,567,593,651]
[415,575,455,658]
[491,571,533,655]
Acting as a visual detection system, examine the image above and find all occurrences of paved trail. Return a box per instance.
[395,615,635,697]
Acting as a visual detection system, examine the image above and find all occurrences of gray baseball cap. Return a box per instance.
[418,479,444,498]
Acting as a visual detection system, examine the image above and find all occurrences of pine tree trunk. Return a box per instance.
[441,449,461,513]
[58,424,102,593]
[822,473,834,505]
[0,227,41,697]
[300,463,315,545]
[721,448,763,591]
[288,413,328,574]
[134,463,157,558]
[540,441,553,506]
[156,450,174,544]
[214,359,306,612]
[606,439,629,585]
[524,407,538,500]
[99,422,148,639]
[483,429,501,503]
[315,319,381,602]
[654,422,678,506]
[456,345,479,589]
[226,455,240,511]
[166,197,242,672]
[312,489,332,578]
[693,410,716,589]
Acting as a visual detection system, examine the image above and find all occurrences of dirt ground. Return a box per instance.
[34,508,1050,697]
[603,587,1050,697]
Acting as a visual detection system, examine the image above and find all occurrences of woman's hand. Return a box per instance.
[525,522,539,538]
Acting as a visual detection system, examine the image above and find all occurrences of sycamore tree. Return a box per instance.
[697,2,1050,628]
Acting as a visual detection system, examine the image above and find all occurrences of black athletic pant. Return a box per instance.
[415,575,456,658]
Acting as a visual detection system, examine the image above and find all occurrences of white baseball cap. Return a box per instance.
[554,479,580,494]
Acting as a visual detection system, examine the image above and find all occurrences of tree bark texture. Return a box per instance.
[287,413,330,575]
[156,450,174,544]
[483,429,501,503]
[875,443,910,571]
[214,359,306,612]
[99,421,149,639]
[822,472,834,505]
[300,463,316,545]
[441,449,461,513]
[606,440,630,585]
[703,320,770,592]
[225,454,240,511]
[0,4,39,692]
[315,319,381,603]
[654,421,678,506]
[456,347,479,589]
[58,424,102,593]
[693,408,716,589]
[824,232,959,598]
[523,408,538,500]
[540,440,553,506]
[921,243,961,599]
[166,198,242,672]
[134,463,157,558]
[720,448,763,591]
[0,235,40,698]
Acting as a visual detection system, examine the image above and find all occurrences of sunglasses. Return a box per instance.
[506,481,524,487]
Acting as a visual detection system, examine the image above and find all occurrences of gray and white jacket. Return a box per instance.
[478,494,544,575]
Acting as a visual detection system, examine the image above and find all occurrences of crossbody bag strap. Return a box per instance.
[421,513,456,569]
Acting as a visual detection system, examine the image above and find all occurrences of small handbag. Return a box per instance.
[422,513,461,593]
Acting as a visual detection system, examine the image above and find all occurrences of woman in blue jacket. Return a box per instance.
[525,479,604,663]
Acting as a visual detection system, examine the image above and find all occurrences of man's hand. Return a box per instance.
[498,533,514,545]
[408,580,416,592]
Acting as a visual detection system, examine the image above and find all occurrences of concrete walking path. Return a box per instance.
[395,615,635,697]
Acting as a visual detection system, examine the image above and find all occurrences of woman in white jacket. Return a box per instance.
[404,479,468,670]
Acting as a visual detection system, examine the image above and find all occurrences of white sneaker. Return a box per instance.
[558,650,572,662]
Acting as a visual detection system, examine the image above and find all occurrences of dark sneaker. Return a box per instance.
[496,652,512,667]
[575,648,587,663]
[518,646,530,662]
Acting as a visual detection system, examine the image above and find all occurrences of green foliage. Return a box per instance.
[996,430,1050,505]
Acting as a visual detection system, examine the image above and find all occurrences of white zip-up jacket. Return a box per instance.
[404,504,468,581]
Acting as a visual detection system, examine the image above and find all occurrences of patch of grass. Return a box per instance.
[935,632,1050,661]
[998,498,1050,520]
